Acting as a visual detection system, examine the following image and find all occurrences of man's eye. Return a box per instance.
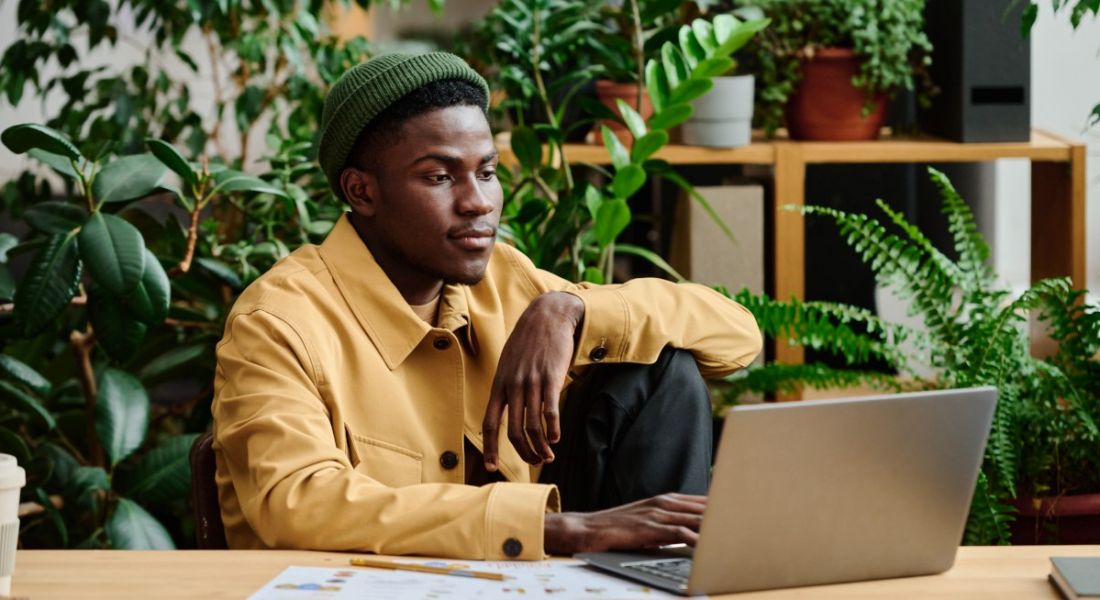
[479,170,497,181]
[426,174,450,183]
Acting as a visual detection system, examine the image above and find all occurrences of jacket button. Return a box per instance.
[439,451,459,470]
[433,337,452,350]
[502,537,523,558]
[589,345,608,362]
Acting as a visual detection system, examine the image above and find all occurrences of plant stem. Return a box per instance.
[171,201,203,277]
[70,326,104,468]
[530,5,573,194]
[629,0,645,111]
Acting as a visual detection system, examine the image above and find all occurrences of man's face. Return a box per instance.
[345,105,503,291]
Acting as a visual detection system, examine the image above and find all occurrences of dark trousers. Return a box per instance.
[538,346,713,512]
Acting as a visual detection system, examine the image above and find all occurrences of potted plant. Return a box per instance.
[717,167,1100,544]
[680,8,769,147]
[732,0,933,140]
[587,0,683,146]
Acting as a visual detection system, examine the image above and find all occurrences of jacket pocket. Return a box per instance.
[345,427,423,488]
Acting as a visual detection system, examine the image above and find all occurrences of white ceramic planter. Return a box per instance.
[681,75,755,148]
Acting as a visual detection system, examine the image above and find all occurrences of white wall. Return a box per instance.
[989,4,1100,298]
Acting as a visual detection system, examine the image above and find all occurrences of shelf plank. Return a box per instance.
[796,130,1074,163]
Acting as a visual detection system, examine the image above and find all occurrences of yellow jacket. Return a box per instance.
[213,214,762,559]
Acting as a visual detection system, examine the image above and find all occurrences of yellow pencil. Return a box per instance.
[349,557,507,581]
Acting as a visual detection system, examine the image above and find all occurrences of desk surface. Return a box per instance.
[8,546,1098,599]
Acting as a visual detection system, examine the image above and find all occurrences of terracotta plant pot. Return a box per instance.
[1011,492,1100,544]
[785,48,887,141]
[594,80,653,148]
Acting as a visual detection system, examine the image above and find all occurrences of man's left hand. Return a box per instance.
[482,291,584,471]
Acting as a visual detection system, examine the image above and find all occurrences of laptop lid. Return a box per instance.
[687,386,997,595]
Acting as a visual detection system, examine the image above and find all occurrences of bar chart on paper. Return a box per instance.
[248,559,679,599]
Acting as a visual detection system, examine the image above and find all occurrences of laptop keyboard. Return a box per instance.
[622,558,693,585]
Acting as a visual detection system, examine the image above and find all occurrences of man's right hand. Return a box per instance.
[543,493,707,554]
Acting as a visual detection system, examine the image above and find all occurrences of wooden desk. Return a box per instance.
[500,129,1087,368]
[8,546,1099,599]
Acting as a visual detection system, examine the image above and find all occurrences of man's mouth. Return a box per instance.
[448,225,496,251]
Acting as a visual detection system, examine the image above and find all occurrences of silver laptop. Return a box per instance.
[578,387,997,596]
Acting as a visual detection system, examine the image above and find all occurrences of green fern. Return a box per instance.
[728,167,1098,545]
[717,362,906,404]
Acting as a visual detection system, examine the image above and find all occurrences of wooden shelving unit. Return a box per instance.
[499,129,1087,368]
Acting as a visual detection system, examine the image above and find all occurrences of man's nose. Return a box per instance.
[456,175,494,215]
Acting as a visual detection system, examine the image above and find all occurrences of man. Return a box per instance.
[213,52,762,560]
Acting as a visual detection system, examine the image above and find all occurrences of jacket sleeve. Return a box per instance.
[502,246,763,378]
[213,308,559,559]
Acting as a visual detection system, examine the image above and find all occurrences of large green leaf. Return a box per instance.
[66,466,109,512]
[714,17,770,57]
[1,123,82,161]
[617,243,687,282]
[510,126,542,170]
[645,61,670,114]
[679,24,706,67]
[123,433,198,505]
[693,57,735,79]
[0,380,55,429]
[138,343,209,383]
[78,212,146,296]
[212,170,287,197]
[24,201,87,234]
[670,78,714,105]
[91,154,168,205]
[88,284,148,363]
[650,104,695,131]
[194,257,243,290]
[28,148,79,179]
[95,368,149,466]
[614,100,648,139]
[0,354,52,395]
[106,498,175,549]
[631,131,669,163]
[12,232,81,337]
[594,199,631,247]
[0,233,17,262]
[611,164,647,199]
[661,43,689,90]
[146,139,197,186]
[0,427,31,465]
[122,249,170,325]
[601,125,631,169]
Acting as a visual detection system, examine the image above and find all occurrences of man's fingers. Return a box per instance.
[542,380,562,444]
[654,525,699,547]
[507,384,541,464]
[648,508,704,531]
[653,493,708,514]
[482,381,506,471]
[524,381,554,462]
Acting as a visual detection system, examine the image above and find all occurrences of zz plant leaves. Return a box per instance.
[78,212,146,297]
[12,231,81,337]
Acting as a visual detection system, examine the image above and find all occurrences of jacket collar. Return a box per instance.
[319,214,476,369]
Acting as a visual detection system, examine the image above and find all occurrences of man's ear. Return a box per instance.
[340,166,379,217]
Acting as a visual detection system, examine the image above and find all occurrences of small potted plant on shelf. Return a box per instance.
[731,0,934,140]
[679,7,769,147]
[587,0,682,146]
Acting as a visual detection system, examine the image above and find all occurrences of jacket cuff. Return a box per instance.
[565,287,629,367]
[484,483,560,560]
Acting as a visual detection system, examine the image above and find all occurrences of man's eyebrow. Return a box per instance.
[409,150,499,167]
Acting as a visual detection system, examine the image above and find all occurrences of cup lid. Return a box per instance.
[0,454,26,489]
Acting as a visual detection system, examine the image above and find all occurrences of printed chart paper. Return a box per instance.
[249,558,683,599]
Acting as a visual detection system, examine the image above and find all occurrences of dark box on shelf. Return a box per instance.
[919,0,1031,142]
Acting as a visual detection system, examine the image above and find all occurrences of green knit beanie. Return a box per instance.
[318,52,490,193]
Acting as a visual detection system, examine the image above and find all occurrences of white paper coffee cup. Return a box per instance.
[0,454,25,596]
